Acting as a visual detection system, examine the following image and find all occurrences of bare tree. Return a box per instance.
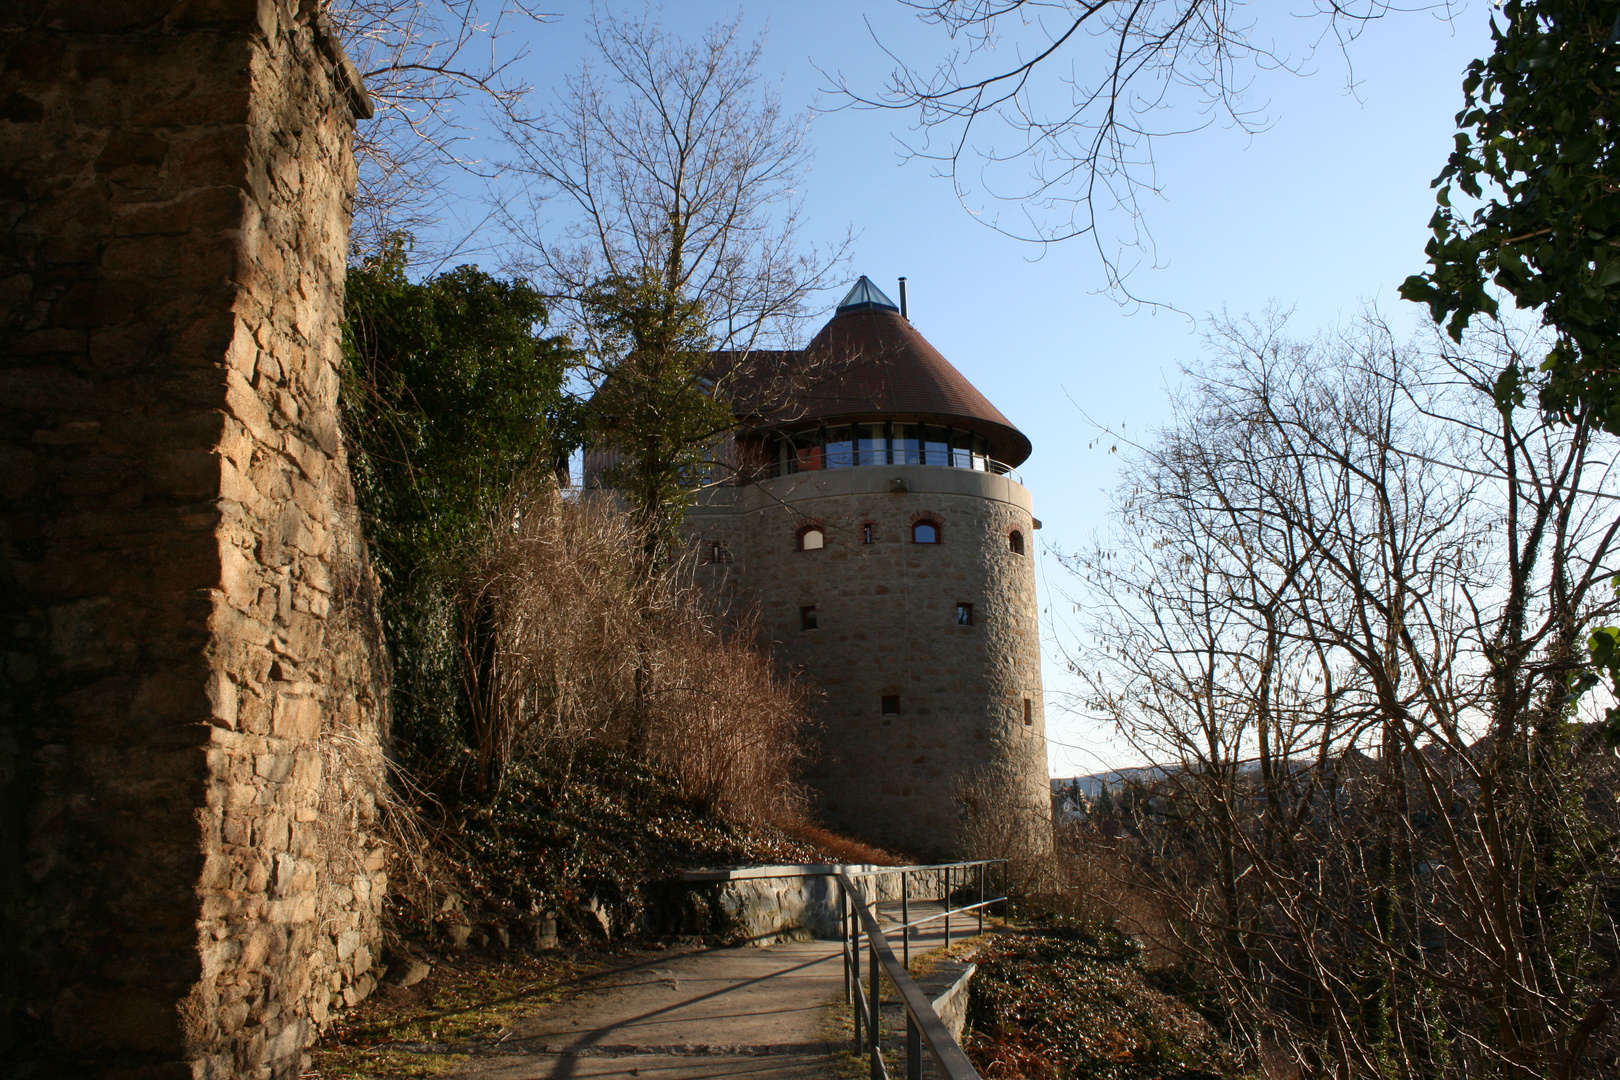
[502,9,850,547]
[834,1,1445,292]
[1066,310,1620,1078]
[506,9,844,350]
[327,0,543,256]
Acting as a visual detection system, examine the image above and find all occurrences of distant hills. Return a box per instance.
[1049,768,1165,800]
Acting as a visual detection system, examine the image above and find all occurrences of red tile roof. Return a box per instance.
[721,306,1031,466]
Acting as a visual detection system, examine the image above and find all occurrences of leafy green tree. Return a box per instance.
[1400,0,1620,428]
[580,275,734,557]
[341,236,581,776]
[343,236,582,562]
[1399,2,1620,742]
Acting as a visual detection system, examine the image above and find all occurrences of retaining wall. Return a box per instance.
[657,865,952,945]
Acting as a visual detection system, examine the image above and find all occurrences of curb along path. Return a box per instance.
[450,901,965,1080]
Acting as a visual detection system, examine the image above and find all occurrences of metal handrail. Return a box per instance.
[837,860,1008,1080]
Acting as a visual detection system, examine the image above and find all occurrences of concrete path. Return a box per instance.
[452,900,975,1080]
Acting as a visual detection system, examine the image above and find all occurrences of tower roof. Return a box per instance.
[734,283,1031,467]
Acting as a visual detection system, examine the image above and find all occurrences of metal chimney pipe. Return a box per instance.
[898,277,908,320]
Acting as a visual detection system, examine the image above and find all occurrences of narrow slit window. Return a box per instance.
[1023,698,1034,726]
[861,522,875,545]
[956,602,974,626]
[800,605,818,631]
[881,695,900,716]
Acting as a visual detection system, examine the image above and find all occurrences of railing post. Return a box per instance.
[869,937,882,1080]
[978,862,985,935]
[840,881,850,1003]
[907,1014,922,1080]
[943,865,950,949]
[901,869,910,970]
[851,880,863,1054]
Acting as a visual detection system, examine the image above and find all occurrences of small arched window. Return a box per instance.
[1009,529,1025,555]
[797,525,825,551]
[911,520,940,544]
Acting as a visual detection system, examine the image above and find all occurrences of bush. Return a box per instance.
[454,486,815,823]
[967,918,1243,1080]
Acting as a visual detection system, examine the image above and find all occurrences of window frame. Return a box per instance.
[800,605,818,631]
[956,602,974,626]
[796,524,826,551]
[1008,529,1025,555]
[911,519,942,545]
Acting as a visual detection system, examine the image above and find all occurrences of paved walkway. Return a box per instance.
[454,900,973,1080]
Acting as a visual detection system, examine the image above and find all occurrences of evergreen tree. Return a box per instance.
[341,237,581,780]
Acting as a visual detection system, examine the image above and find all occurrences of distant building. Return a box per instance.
[681,276,1049,857]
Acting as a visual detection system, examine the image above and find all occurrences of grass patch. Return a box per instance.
[310,948,607,1079]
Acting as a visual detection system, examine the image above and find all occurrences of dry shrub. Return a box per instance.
[637,605,812,823]
[779,822,906,866]
[1048,822,1182,968]
[955,762,1057,895]
[455,484,815,825]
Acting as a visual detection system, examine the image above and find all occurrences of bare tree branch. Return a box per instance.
[1062,307,1620,1076]
[327,0,552,258]
[830,1,1458,300]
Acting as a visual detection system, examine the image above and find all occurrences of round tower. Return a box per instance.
[689,277,1048,858]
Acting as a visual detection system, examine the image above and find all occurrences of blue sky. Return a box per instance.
[427,1,1499,776]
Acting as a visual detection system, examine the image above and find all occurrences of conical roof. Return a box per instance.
[774,291,1031,466]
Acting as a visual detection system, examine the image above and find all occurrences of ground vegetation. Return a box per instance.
[967,917,1243,1080]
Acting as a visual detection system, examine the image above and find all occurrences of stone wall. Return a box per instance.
[0,3,385,1078]
[654,865,948,945]
[688,465,1049,858]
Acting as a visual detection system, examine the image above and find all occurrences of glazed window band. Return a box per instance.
[771,422,998,475]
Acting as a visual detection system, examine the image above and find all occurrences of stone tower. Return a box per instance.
[688,277,1048,858]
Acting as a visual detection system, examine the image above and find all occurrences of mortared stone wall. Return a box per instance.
[0,3,387,1077]
[687,464,1048,859]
